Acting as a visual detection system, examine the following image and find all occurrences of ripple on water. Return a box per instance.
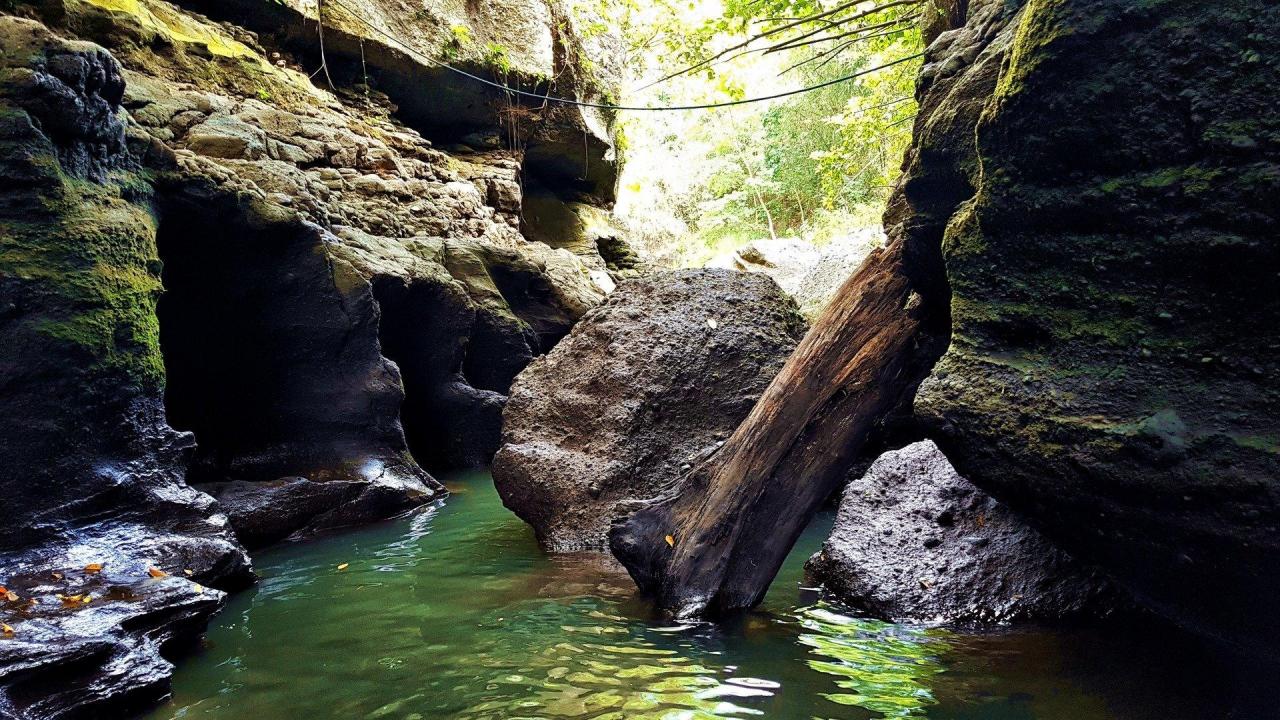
[153,471,1227,720]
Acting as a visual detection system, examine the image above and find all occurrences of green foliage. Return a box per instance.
[483,42,512,74]
[588,0,922,264]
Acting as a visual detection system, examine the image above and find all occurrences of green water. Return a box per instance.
[151,471,1220,720]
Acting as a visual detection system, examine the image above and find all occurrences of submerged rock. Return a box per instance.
[493,269,807,551]
[806,442,1119,624]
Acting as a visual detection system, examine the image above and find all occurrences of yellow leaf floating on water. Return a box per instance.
[147,567,168,578]
[57,593,88,607]
[1,623,13,636]
[84,563,103,574]
[664,535,675,547]
[336,563,349,571]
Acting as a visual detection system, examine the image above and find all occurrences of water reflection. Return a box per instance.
[153,471,1222,720]
[792,605,947,717]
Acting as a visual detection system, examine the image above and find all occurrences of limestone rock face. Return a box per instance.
[493,270,807,551]
[0,17,252,718]
[181,0,621,201]
[40,0,626,480]
[899,0,1280,655]
[0,0,632,712]
[806,441,1119,624]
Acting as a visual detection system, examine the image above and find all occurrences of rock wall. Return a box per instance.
[0,17,253,718]
[902,0,1280,657]
[0,0,628,712]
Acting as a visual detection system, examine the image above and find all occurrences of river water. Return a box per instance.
[150,470,1224,720]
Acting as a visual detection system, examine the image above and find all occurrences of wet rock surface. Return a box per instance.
[806,441,1119,624]
[493,269,806,551]
[0,19,251,718]
[204,476,432,550]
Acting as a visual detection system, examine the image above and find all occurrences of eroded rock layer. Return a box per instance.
[0,18,252,719]
[493,270,806,551]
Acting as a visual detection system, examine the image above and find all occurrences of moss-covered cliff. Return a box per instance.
[907,0,1280,657]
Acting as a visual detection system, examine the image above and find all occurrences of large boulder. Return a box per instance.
[806,441,1119,624]
[904,0,1280,656]
[493,269,807,551]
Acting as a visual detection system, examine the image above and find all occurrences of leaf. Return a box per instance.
[664,534,675,547]
[183,569,194,577]
[84,563,103,574]
[193,584,204,594]
[336,563,350,571]
[81,595,92,604]
[147,567,168,578]
[4,591,18,602]
[1,623,13,636]
[52,572,63,580]
[706,318,718,329]
[57,593,85,607]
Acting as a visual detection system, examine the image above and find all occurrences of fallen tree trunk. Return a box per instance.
[608,233,949,617]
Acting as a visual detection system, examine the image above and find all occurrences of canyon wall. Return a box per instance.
[0,0,626,714]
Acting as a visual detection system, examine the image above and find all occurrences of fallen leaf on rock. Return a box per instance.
[84,563,103,574]
[664,535,675,547]
[147,567,168,578]
[193,584,204,594]
[337,563,349,571]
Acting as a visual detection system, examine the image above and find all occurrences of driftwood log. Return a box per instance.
[607,233,950,617]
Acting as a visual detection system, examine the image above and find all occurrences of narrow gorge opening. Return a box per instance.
[368,275,494,475]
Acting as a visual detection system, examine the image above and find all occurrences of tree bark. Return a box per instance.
[608,231,948,617]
